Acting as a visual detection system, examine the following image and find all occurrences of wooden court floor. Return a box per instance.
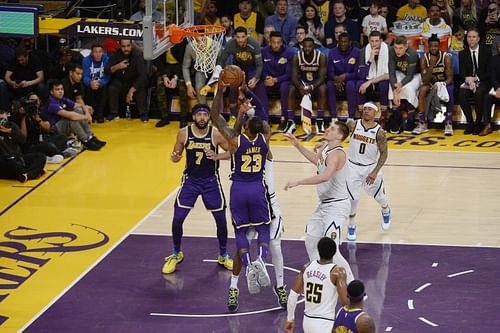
[1,120,500,331]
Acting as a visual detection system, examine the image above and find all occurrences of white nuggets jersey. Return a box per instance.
[304,261,338,320]
[317,146,348,201]
[348,120,381,166]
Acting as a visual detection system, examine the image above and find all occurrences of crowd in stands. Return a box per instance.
[0,0,499,182]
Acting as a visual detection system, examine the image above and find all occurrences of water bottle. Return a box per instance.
[126,104,131,120]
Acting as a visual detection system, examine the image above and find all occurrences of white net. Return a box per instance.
[186,26,224,75]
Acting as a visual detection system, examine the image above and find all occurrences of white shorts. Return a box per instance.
[388,72,422,108]
[305,199,350,241]
[303,315,334,333]
[347,161,386,202]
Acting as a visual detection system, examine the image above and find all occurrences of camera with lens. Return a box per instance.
[0,117,8,127]
[11,98,38,116]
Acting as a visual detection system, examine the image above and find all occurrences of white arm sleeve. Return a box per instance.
[287,289,300,322]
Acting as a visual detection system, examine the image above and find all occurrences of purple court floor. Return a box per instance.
[26,236,500,332]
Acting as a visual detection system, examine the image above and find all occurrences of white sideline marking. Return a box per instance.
[448,270,474,278]
[385,327,393,332]
[414,283,432,293]
[432,262,439,267]
[407,299,415,310]
[20,187,180,331]
[419,317,439,327]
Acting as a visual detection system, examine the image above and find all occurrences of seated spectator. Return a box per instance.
[47,39,82,81]
[325,0,360,46]
[44,80,105,151]
[298,4,326,46]
[388,36,421,133]
[105,39,148,122]
[416,34,455,135]
[479,1,500,48]
[234,0,265,45]
[288,0,305,21]
[380,2,397,30]
[0,109,46,182]
[3,47,45,104]
[434,0,453,25]
[396,0,428,22]
[263,24,276,46]
[199,0,221,26]
[480,41,500,136]
[361,1,388,42]
[422,4,452,38]
[356,31,390,124]
[83,44,110,123]
[453,0,480,30]
[258,31,295,131]
[292,25,307,49]
[450,25,466,52]
[154,41,188,128]
[264,0,297,47]
[458,28,492,134]
[326,32,361,120]
[221,15,235,46]
[62,63,94,118]
[9,93,74,163]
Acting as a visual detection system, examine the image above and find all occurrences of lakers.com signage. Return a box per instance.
[0,224,109,325]
[61,21,143,40]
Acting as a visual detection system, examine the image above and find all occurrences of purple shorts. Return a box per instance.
[176,175,226,211]
[230,180,271,228]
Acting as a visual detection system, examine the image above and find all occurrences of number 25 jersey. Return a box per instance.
[303,261,338,321]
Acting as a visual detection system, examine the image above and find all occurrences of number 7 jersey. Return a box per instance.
[303,261,338,321]
[184,125,218,178]
[348,120,381,166]
[231,133,268,182]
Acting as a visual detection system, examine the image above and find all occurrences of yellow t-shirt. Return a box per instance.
[396,4,428,22]
[234,12,258,39]
[311,1,330,25]
[450,36,464,52]
[193,0,203,13]
[204,17,222,26]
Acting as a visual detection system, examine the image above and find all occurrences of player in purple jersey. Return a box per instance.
[161,104,233,275]
[210,78,272,313]
[333,280,375,333]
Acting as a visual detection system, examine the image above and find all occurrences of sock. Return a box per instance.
[212,210,228,256]
[446,110,453,123]
[230,274,239,289]
[172,204,190,253]
[382,205,390,214]
[418,112,425,123]
[258,245,269,261]
[270,239,284,287]
[287,110,295,121]
[349,214,356,228]
[317,109,324,119]
[380,107,388,122]
[240,252,251,267]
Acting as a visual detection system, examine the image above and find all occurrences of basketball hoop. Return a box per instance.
[168,24,225,74]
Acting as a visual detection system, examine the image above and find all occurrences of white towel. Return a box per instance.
[388,72,422,108]
[435,82,449,103]
[365,41,389,80]
[300,94,313,135]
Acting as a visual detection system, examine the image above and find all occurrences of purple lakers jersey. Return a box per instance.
[231,133,268,182]
[299,49,321,84]
[184,125,218,178]
[333,306,365,333]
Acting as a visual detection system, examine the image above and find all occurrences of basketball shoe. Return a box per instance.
[227,288,239,313]
[285,120,296,134]
[278,118,288,132]
[253,258,271,288]
[412,122,428,135]
[246,264,261,294]
[162,251,184,274]
[218,254,233,270]
[381,208,391,230]
[347,224,356,241]
[316,119,325,134]
[444,123,454,136]
[274,285,288,308]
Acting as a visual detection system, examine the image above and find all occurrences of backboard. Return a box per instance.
[143,0,193,60]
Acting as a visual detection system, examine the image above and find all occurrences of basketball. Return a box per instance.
[221,65,244,86]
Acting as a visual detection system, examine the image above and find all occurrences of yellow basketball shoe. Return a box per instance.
[162,251,184,274]
[218,254,233,270]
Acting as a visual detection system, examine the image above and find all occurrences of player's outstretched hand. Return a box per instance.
[170,150,182,163]
[284,320,295,333]
[284,133,299,147]
[284,180,299,191]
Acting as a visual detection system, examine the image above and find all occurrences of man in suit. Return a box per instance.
[458,28,492,134]
[479,41,500,136]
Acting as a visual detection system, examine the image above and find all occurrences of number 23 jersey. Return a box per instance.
[231,133,268,182]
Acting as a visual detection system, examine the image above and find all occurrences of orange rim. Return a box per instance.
[168,24,225,44]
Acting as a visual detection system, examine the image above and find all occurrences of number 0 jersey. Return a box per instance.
[184,125,218,178]
[303,261,338,321]
[348,120,381,166]
[231,133,268,182]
